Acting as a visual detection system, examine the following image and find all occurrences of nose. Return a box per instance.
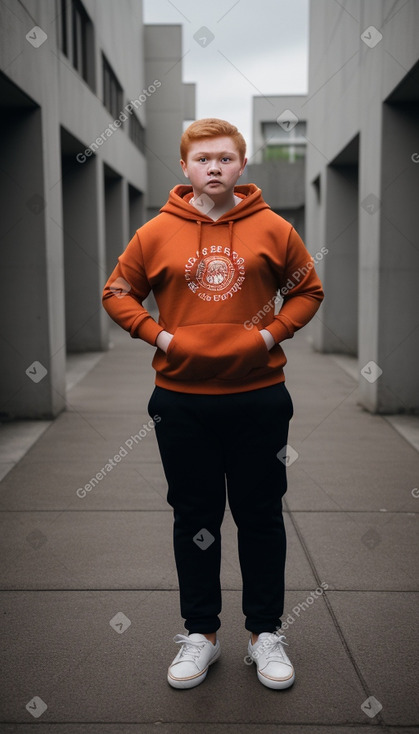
[208,161,221,175]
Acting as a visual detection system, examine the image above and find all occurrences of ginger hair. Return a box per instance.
[180,118,246,161]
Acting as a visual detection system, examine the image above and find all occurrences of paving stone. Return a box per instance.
[0,590,367,726]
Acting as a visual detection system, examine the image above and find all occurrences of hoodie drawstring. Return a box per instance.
[228,221,234,258]
[196,219,235,263]
[196,220,203,259]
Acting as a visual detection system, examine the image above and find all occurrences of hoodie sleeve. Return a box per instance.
[102,231,163,346]
[265,227,324,344]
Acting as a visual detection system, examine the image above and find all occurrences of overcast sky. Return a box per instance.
[143,0,309,158]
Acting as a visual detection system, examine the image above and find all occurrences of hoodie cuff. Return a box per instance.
[265,319,293,344]
[133,317,164,346]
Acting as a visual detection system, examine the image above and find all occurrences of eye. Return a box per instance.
[221,157,230,162]
[198,157,207,163]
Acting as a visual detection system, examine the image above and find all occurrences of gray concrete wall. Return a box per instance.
[144,25,189,215]
[244,159,305,236]
[0,1,68,419]
[0,102,66,419]
[0,0,185,418]
[306,0,419,413]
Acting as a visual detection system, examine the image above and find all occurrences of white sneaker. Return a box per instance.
[167,633,221,689]
[248,631,295,689]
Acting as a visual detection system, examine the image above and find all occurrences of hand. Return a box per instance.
[259,329,275,350]
[156,330,174,353]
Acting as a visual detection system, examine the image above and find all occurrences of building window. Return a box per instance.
[263,145,306,162]
[102,54,123,119]
[263,120,307,142]
[129,113,145,154]
[262,120,307,163]
[72,0,90,82]
[58,0,95,90]
[57,0,68,56]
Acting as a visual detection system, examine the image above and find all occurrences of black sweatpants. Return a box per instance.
[147,381,293,634]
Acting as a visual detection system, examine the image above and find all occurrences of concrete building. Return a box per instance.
[245,95,307,236]
[306,0,419,413]
[145,26,195,220]
[0,0,194,420]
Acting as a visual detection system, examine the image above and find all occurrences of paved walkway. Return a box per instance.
[0,325,418,733]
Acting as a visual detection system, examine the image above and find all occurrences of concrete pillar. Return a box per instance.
[128,183,144,234]
[307,175,326,351]
[104,170,127,277]
[322,162,359,355]
[358,97,386,413]
[369,101,419,412]
[0,105,66,419]
[61,140,108,352]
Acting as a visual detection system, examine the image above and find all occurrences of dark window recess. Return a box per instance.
[129,113,145,154]
[57,0,94,90]
[58,0,68,56]
[72,0,90,83]
[102,54,123,119]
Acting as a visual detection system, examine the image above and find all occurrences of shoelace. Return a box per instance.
[260,632,289,661]
[173,634,207,661]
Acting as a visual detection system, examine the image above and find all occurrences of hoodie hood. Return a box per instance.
[160,183,271,222]
[160,183,271,263]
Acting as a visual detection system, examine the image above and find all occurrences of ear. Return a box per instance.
[239,157,248,176]
[180,159,189,178]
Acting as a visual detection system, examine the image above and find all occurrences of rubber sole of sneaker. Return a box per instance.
[256,667,295,690]
[167,647,221,689]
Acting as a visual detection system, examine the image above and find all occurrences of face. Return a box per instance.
[180,136,247,202]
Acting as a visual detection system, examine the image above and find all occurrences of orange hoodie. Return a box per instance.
[102,184,324,394]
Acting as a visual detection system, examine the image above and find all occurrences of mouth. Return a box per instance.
[207,180,222,185]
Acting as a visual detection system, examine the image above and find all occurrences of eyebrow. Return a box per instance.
[194,151,238,157]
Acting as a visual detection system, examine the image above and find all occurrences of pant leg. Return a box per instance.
[223,382,293,634]
[148,387,227,633]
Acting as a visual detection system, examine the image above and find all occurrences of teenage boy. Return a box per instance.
[103,119,324,690]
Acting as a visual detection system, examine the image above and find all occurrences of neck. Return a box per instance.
[191,190,238,221]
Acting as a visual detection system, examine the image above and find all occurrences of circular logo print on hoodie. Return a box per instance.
[195,255,235,292]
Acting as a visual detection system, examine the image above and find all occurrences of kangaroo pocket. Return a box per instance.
[159,323,269,382]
